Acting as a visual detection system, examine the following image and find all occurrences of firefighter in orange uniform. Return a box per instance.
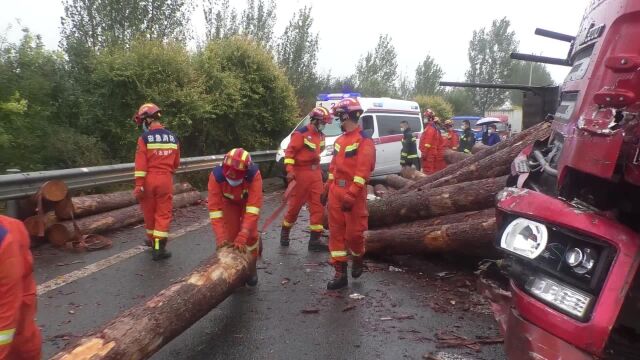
[419,109,440,175]
[208,148,263,286]
[133,103,181,261]
[0,215,41,360]
[322,98,376,290]
[280,107,332,252]
[436,119,460,170]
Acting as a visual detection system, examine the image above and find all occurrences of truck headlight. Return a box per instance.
[565,247,597,274]
[500,218,548,259]
[526,276,593,318]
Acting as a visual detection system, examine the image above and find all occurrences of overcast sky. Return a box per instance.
[1,0,587,84]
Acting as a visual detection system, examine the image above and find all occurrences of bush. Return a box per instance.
[414,94,454,120]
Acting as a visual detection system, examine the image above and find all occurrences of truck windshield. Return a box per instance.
[295,116,343,137]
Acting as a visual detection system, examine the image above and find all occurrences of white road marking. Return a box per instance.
[37,219,211,296]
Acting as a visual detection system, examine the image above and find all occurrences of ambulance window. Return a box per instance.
[376,115,421,136]
[361,115,374,137]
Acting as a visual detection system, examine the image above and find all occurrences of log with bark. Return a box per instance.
[374,184,390,198]
[54,182,194,220]
[50,247,253,360]
[23,212,58,237]
[385,174,413,190]
[396,122,550,195]
[368,176,508,228]
[46,191,202,247]
[400,167,425,181]
[472,143,489,154]
[380,208,494,231]
[444,149,471,165]
[40,180,68,202]
[420,125,551,192]
[365,216,497,257]
[367,185,375,196]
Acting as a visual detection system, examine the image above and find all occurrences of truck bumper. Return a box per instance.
[478,277,594,360]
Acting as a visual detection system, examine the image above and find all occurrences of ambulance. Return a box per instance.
[275,93,422,181]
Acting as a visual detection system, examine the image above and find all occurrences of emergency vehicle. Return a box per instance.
[276,94,422,180]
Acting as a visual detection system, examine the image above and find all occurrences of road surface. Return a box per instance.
[35,180,505,360]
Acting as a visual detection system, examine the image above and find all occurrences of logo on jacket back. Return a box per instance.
[143,129,178,156]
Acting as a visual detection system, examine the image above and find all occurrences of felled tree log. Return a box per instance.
[50,247,253,360]
[381,208,494,230]
[385,174,413,190]
[41,180,68,202]
[46,191,201,247]
[374,184,389,198]
[365,217,497,257]
[421,125,551,192]
[55,182,194,220]
[400,167,426,180]
[368,176,508,228]
[367,185,375,196]
[397,122,550,195]
[23,212,58,237]
[444,149,471,165]
[472,143,489,154]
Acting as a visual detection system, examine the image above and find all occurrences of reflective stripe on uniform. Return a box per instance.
[0,328,15,345]
[353,176,365,185]
[328,173,334,180]
[424,144,432,148]
[154,238,160,250]
[320,140,325,147]
[134,171,147,177]
[282,220,293,227]
[153,230,168,238]
[209,211,223,219]
[331,250,348,258]
[246,241,259,252]
[246,206,260,215]
[223,193,234,199]
[407,154,418,158]
[464,149,471,154]
[284,158,295,165]
[401,152,408,156]
[147,143,178,150]
[303,138,317,149]
[350,250,362,257]
[345,143,359,152]
[146,229,154,234]
[334,143,341,152]
[309,224,324,231]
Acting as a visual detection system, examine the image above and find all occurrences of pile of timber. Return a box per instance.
[20,182,200,248]
[368,122,551,258]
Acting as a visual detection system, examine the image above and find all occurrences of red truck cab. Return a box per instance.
[488,1,640,359]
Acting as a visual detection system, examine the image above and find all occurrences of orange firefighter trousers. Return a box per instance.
[0,217,41,360]
[141,173,173,242]
[283,166,324,232]
[421,150,438,175]
[216,203,260,257]
[328,183,368,264]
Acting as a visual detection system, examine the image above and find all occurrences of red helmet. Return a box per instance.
[444,119,454,127]
[423,109,435,121]
[332,98,363,119]
[309,106,332,124]
[222,148,252,180]
[133,103,162,125]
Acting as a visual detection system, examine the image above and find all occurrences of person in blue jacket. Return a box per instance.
[483,124,501,146]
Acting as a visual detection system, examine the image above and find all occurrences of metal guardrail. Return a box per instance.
[0,150,277,201]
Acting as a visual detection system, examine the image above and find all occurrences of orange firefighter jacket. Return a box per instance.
[327,126,376,196]
[134,123,181,186]
[284,124,325,172]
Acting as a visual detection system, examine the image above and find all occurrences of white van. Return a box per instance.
[275,93,422,180]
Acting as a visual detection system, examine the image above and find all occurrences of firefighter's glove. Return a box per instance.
[233,229,250,252]
[133,186,144,200]
[341,191,356,212]
[286,171,295,183]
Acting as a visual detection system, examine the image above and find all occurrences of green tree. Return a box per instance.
[240,0,276,48]
[465,17,518,113]
[414,55,444,96]
[194,37,297,154]
[443,89,477,115]
[61,0,193,50]
[508,60,554,106]
[355,34,398,97]
[276,6,319,109]
[414,95,454,120]
[203,0,240,40]
[397,74,414,100]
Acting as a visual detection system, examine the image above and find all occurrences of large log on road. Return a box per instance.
[50,247,253,360]
[472,143,489,154]
[368,176,508,228]
[46,191,201,246]
[380,208,494,231]
[365,216,497,257]
[55,182,194,220]
[385,174,413,190]
[400,167,425,180]
[422,126,551,191]
[397,122,550,195]
[374,184,390,198]
[444,149,471,165]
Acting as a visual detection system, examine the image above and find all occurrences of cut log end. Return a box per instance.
[46,223,72,247]
[41,180,69,202]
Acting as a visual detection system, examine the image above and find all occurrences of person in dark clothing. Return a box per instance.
[400,120,419,169]
[483,124,501,146]
[458,120,476,154]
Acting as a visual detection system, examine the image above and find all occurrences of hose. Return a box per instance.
[533,150,559,176]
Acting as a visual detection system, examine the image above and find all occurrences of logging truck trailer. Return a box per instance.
[487,0,640,358]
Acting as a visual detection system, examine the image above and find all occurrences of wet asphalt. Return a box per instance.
[35,181,505,360]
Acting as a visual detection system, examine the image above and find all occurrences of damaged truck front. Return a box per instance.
[485,0,640,359]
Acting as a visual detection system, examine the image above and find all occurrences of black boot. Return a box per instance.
[280,226,291,247]
[327,262,348,290]
[152,238,172,261]
[308,231,329,252]
[246,258,258,286]
[352,256,364,278]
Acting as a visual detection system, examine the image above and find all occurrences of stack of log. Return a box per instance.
[366,121,552,258]
[20,182,201,249]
